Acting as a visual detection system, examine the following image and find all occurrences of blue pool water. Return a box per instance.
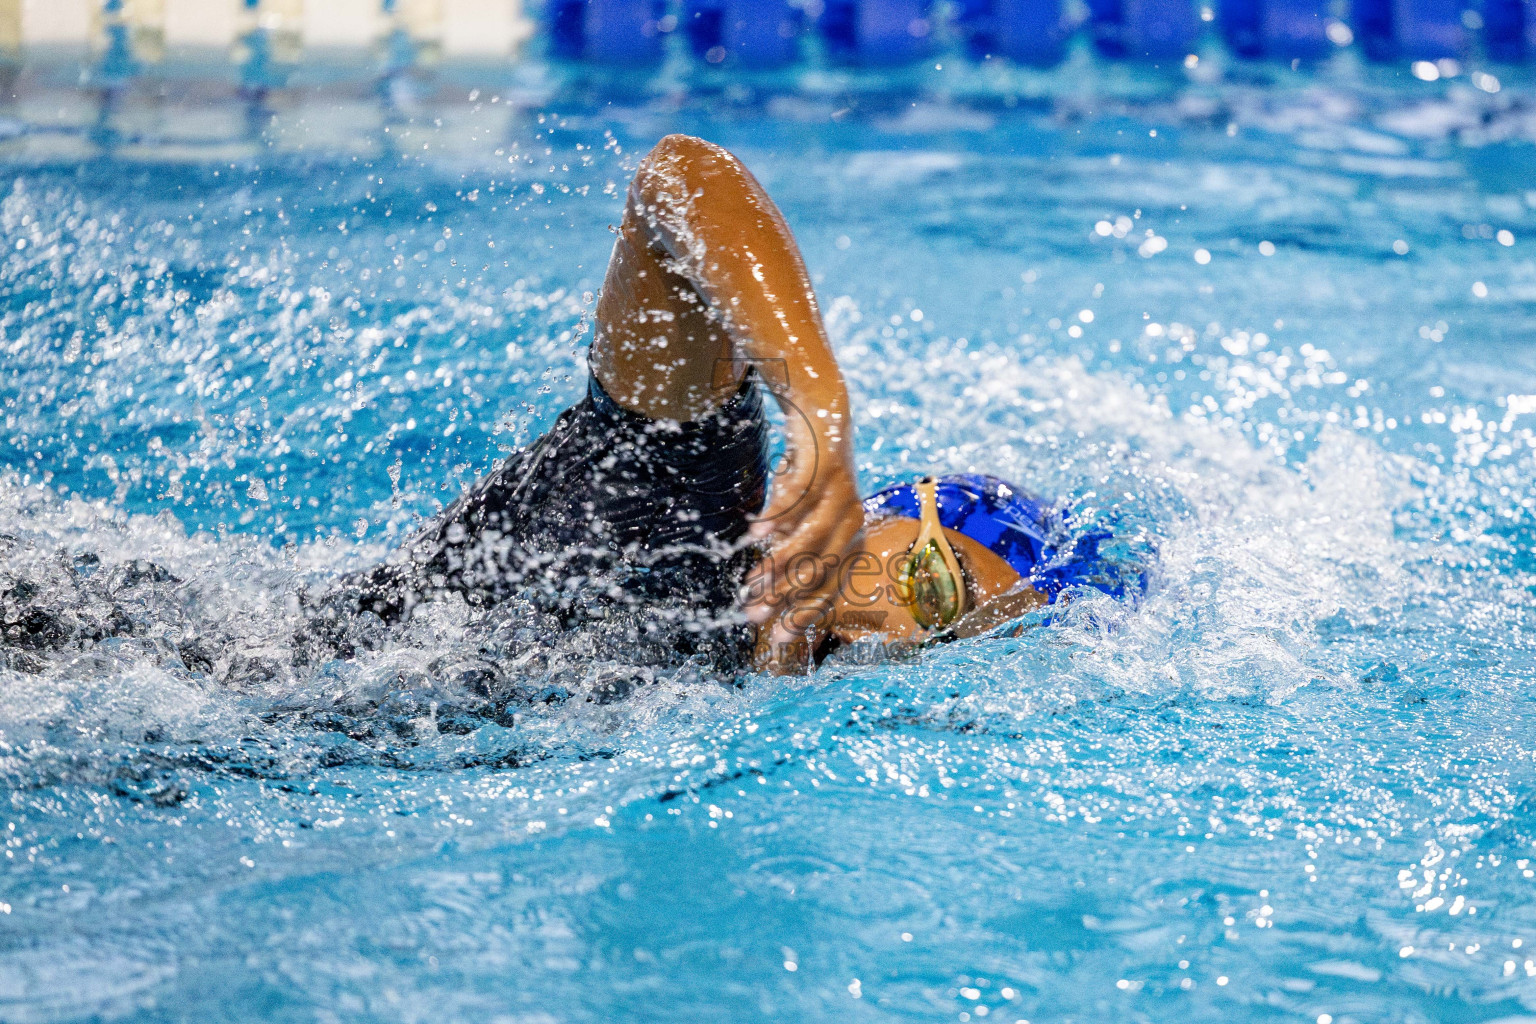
[1,65,1535,1022]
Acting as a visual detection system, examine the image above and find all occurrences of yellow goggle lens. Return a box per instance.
[901,539,964,629]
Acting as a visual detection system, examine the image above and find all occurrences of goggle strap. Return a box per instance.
[911,477,969,621]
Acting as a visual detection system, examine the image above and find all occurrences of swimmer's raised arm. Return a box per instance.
[592,134,862,673]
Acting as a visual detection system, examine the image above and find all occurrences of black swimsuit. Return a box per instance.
[307,370,770,670]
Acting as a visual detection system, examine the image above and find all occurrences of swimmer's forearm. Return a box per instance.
[626,135,852,430]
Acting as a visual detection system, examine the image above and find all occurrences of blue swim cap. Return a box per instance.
[861,473,1129,602]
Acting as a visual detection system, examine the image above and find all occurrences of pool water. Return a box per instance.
[1,65,1535,1023]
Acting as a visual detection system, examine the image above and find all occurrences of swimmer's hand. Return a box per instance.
[743,401,864,675]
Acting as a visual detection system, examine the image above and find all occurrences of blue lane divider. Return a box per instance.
[1221,0,1265,55]
[1352,0,1394,57]
[1483,0,1533,61]
[684,0,802,65]
[818,0,936,63]
[541,0,1533,65]
[1088,0,1199,59]
[1355,0,1464,60]
[549,0,668,61]
[1222,0,1331,58]
[956,0,1068,65]
[1396,0,1465,58]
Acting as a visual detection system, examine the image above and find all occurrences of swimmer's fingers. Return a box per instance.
[743,501,863,674]
[742,466,860,619]
[740,413,863,673]
[747,563,841,675]
[743,512,859,629]
[753,606,828,674]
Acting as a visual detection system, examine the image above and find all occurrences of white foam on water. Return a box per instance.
[825,292,1441,718]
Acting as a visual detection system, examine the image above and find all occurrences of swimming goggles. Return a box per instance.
[898,476,970,630]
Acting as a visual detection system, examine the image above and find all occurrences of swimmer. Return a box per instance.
[310,134,1123,674]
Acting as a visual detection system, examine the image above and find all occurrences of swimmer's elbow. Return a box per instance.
[647,133,727,165]
[632,134,742,207]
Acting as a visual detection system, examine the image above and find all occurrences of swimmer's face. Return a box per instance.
[829,516,1047,645]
